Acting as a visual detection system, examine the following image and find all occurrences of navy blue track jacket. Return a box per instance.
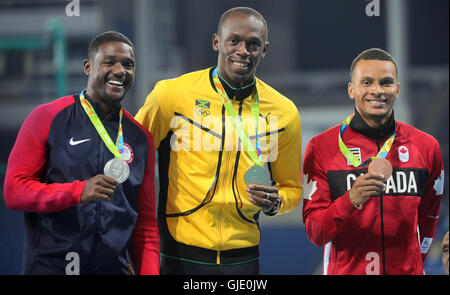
[4,94,159,274]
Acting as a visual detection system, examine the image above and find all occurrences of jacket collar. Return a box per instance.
[349,109,396,138]
[209,67,255,101]
[81,92,122,122]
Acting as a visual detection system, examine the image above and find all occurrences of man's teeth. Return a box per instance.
[108,80,124,86]
[233,61,249,67]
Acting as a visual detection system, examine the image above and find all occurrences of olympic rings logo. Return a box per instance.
[195,107,210,117]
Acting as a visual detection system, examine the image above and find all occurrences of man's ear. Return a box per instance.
[83,59,90,76]
[348,82,355,100]
[212,33,219,52]
[261,41,269,58]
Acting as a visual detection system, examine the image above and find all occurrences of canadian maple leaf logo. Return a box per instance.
[302,173,317,200]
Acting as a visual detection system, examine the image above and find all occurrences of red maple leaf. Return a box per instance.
[400,147,407,153]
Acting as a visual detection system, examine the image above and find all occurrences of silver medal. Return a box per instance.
[104,158,130,183]
[244,165,270,186]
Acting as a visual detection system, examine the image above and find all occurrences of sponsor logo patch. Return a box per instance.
[69,137,91,146]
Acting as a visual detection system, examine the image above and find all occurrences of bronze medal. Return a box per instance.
[368,158,393,181]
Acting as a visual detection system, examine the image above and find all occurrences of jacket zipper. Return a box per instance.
[90,200,101,263]
[376,137,386,275]
[217,103,230,264]
[217,97,242,264]
[89,138,104,270]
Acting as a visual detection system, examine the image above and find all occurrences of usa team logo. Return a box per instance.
[398,146,409,163]
[122,142,134,164]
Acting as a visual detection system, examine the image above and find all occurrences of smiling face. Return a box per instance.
[348,59,400,128]
[84,41,135,112]
[212,12,268,88]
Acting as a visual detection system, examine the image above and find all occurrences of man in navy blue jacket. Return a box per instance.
[4,31,159,274]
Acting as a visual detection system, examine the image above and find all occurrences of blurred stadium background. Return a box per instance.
[0,0,448,275]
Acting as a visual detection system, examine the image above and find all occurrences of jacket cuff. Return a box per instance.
[335,191,360,217]
[72,180,87,205]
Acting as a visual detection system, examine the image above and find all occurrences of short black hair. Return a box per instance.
[217,7,268,40]
[350,48,398,79]
[87,31,134,61]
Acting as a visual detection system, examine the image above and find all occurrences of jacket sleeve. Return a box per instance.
[269,103,302,214]
[418,138,444,260]
[302,136,358,246]
[135,81,173,149]
[131,129,160,275]
[3,102,85,213]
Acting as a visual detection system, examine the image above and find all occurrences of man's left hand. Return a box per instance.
[246,184,281,214]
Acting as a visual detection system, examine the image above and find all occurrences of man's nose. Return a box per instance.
[236,41,250,57]
[111,62,126,76]
[370,82,383,95]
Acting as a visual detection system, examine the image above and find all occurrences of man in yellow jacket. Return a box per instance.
[135,7,302,274]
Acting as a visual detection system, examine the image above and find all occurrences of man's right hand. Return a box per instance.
[80,175,119,203]
[348,172,386,208]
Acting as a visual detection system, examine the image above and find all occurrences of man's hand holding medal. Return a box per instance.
[349,158,392,210]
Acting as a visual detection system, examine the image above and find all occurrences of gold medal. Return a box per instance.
[244,165,270,186]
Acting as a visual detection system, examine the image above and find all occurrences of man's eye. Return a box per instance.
[103,61,114,66]
[230,39,239,45]
[249,42,260,50]
[381,80,394,86]
[362,81,370,86]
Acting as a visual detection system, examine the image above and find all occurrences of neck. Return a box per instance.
[214,69,255,101]
[217,69,255,89]
[363,115,391,129]
[355,107,393,129]
[219,74,255,90]
[350,109,396,139]
[84,89,116,120]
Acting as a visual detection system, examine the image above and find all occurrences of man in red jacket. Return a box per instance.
[302,48,444,275]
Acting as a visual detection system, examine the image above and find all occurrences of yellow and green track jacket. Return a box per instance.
[135,67,302,265]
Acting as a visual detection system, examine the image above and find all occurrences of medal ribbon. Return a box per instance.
[212,68,262,166]
[338,113,396,167]
[79,90,124,159]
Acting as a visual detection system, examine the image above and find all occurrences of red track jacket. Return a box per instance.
[302,111,444,275]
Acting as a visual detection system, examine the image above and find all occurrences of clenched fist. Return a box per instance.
[246,184,281,213]
[80,174,119,203]
[348,172,386,209]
